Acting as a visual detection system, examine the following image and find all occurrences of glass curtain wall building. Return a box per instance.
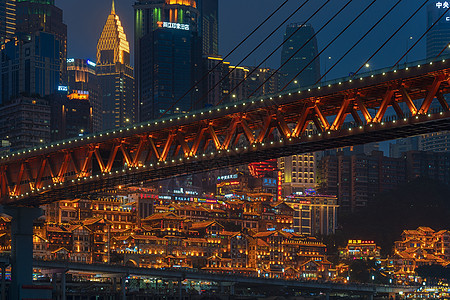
[280,23,320,90]
[15,0,67,85]
[426,1,450,58]
[134,0,202,121]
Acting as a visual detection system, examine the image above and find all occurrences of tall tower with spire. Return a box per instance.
[96,0,135,130]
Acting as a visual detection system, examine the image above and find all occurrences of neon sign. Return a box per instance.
[217,174,238,181]
[157,21,190,31]
[436,1,450,8]
[87,60,96,67]
[58,86,68,92]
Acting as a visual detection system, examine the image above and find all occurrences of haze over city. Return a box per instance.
[0,0,448,299]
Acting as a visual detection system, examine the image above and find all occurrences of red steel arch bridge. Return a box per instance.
[1,57,450,206]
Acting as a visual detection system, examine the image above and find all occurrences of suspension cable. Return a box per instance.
[213,0,335,107]
[392,6,450,69]
[279,0,377,92]
[159,0,291,118]
[315,0,404,85]
[188,0,315,111]
[351,0,429,78]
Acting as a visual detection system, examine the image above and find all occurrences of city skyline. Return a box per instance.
[59,0,426,80]
[0,1,449,298]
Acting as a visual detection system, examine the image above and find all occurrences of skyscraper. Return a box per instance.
[280,23,320,90]
[67,58,102,133]
[426,1,450,58]
[0,0,15,44]
[198,0,218,56]
[1,31,61,102]
[15,0,67,84]
[97,1,135,130]
[134,0,202,121]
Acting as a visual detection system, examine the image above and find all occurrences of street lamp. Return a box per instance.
[406,36,413,63]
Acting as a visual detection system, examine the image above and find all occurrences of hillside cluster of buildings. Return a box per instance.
[0,189,342,280]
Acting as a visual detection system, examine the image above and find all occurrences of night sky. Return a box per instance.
[59,0,429,80]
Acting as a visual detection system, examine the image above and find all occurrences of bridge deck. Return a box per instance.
[1,56,450,205]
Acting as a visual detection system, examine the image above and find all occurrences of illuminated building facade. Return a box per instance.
[278,152,317,196]
[340,240,381,261]
[0,0,15,44]
[67,58,102,132]
[392,227,450,279]
[97,1,135,130]
[0,31,61,102]
[280,23,320,90]
[426,1,450,58]
[0,96,50,151]
[15,0,67,84]
[286,194,338,236]
[134,0,202,120]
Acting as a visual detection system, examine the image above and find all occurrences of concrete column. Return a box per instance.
[121,276,126,300]
[61,271,66,300]
[1,264,5,300]
[230,283,235,295]
[178,278,182,300]
[325,293,330,300]
[3,206,43,300]
[112,277,117,293]
[367,293,374,300]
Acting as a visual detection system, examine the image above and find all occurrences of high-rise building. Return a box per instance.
[426,1,450,58]
[50,91,93,141]
[97,1,135,130]
[0,96,51,151]
[67,58,102,132]
[198,0,218,56]
[134,0,202,121]
[286,194,338,236]
[405,151,450,183]
[317,151,406,213]
[280,23,320,91]
[202,56,230,106]
[278,24,321,194]
[246,67,279,98]
[15,0,67,84]
[1,31,61,103]
[278,152,317,196]
[419,132,450,152]
[0,0,15,44]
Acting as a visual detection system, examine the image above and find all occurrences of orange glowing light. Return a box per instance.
[166,0,196,8]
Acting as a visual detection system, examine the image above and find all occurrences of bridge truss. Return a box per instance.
[1,58,450,205]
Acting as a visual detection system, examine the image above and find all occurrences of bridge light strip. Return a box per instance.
[0,59,446,165]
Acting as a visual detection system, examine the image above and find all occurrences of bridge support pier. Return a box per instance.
[2,206,43,300]
[178,278,182,300]
[230,283,235,295]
